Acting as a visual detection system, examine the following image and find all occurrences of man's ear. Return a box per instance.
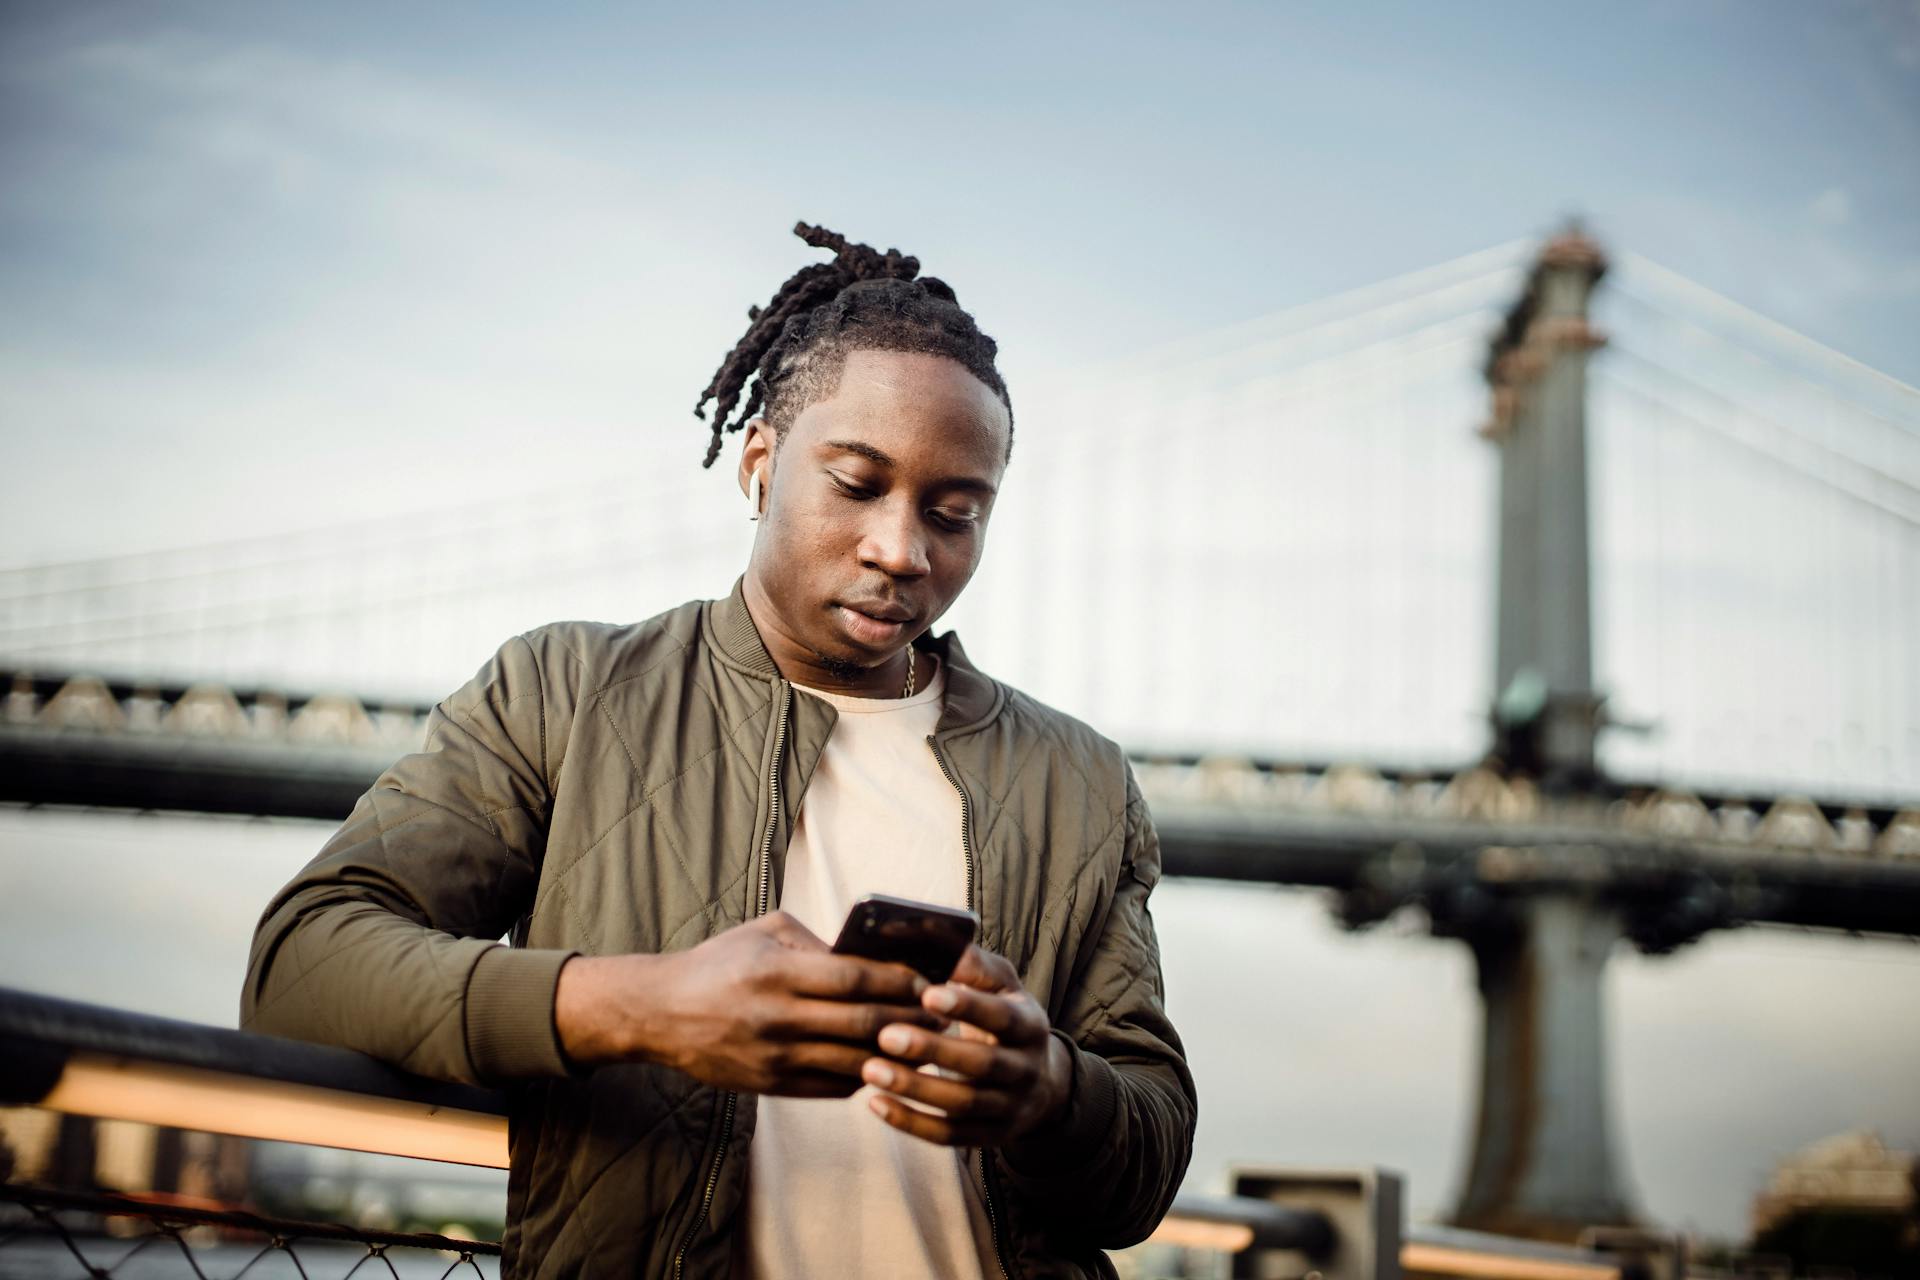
[738,419,776,510]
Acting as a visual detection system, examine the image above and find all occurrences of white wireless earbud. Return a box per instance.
[747,469,763,522]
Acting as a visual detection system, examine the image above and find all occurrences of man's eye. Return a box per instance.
[829,475,876,500]
[931,510,979,532]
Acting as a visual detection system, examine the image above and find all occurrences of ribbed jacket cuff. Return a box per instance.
[463,945,578,1082]
[998,1030,1119,1177]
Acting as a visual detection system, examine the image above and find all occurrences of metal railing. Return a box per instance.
[1,986,1641,1280]
[1,1182,498,1278]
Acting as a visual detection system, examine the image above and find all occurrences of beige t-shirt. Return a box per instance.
[733,659,997,1280]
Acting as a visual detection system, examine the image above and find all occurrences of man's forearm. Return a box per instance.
[242,896,569,1086]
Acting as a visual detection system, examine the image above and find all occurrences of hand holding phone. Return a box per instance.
[830,893,978,984]
[857,938,1077,1148]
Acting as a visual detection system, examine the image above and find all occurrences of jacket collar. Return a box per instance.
[921,626,1002,734]
[710,576,780,678]
[708,575,1003,733]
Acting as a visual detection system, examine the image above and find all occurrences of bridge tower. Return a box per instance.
[1449,229,1634,1237]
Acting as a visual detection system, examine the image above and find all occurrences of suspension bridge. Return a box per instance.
[3,229,1916,1246]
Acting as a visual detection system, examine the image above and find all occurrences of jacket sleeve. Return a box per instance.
[239,629,582,1086]
[994,763,1198,1248]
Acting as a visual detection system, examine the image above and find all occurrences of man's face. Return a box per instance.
[739,347,1010,682]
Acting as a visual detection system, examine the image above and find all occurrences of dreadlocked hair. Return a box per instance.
[693,222,1013,468]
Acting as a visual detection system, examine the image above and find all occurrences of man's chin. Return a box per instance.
[810,618,916,679]
[814,650,868,683]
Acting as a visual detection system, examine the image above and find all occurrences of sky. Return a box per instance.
[2,0,1917,1248]
[1,1,1917,564]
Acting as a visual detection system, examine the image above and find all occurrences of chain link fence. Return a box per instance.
[0,1183,500,1279]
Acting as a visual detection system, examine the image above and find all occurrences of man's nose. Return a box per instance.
[858,501,931,578]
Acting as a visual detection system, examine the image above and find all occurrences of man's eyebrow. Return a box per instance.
[821,439,894,466]
[939,475,999,497]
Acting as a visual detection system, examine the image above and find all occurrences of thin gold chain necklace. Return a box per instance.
[901,648,917,699]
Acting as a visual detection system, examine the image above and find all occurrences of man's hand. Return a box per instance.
[554,911,938,1097]
[860,944,1072,1146]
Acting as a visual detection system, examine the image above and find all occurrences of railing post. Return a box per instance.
[1228,1166,1403,1280]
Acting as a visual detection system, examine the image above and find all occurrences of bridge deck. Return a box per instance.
[5,670,1917,947]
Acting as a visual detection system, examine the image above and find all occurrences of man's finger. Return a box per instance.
[859,1056,1014,1120]
[949,1018,997,1045]
[873,1022,1032,1086]
[921,983,1047,1044]
[866,1092,991,1148]
[948,943,1020,992]
[758,910,829,951]
[766,998,941,1044]
[766,1069,864,1099]
[783,950,928,1003]
[769,1040,883,1081]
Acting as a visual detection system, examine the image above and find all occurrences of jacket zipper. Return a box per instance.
[672,683,791,1280]
[928,734,1013,1280]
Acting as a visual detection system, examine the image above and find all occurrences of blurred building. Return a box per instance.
[1,1109,249,1208]
[1750,1130,1919,1277]
[0,1109,504,1237]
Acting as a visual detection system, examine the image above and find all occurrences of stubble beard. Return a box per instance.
[815,650,868,684]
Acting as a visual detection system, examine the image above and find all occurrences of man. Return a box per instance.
[242,223,1195,1279]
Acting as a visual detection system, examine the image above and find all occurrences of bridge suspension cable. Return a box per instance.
[0,239,1912,799]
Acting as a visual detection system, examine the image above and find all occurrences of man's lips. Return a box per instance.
[835,601,915,646]
[840,598,912,622]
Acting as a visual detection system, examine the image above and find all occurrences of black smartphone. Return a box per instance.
[830,893,979,983]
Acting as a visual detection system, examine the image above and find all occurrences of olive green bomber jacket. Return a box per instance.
[240,580,1196,1278]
